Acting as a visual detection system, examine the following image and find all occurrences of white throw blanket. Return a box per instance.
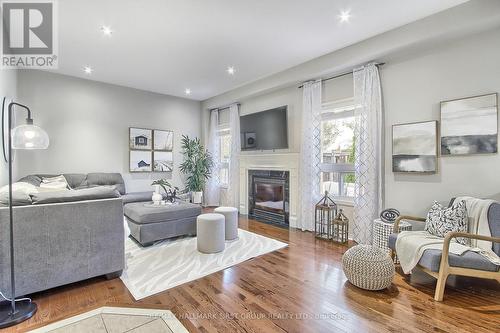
[396,231,470,274]
[455,196,500,265]
[396,197,500,274]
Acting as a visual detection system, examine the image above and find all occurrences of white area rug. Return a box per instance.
[120,229,287,300]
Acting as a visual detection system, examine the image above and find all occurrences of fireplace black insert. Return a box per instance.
[248,170,289,227]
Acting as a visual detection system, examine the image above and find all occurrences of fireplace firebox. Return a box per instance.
[248,170,289,227]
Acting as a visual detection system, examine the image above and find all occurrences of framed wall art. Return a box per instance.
[153,151,173,172]
[128,127,174,173]
[129,127,152,150]
[153,129,173,151]
[440,93,498,156]
[392,120,438,173]
[130,150,152,172]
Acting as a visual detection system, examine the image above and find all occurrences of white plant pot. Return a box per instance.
[152,185,162,205]
[192,191,203,204]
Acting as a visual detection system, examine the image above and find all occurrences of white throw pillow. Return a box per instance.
[0,182,37,205]
[0,182,38,195]
[425,200,469,245]
[40,175,70,190]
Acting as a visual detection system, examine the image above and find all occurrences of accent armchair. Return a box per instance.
[388,203,500,301]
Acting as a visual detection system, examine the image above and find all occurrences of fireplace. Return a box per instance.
[248,170,289,227]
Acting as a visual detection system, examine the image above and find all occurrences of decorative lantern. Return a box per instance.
[332,209,349,244]
[314,191,337,239]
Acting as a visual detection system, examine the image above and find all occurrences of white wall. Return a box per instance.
[383,27,500,215]
[201,26,500,219]
[15,70,201,192]
[0,69,17,186]
[201,0,500,112]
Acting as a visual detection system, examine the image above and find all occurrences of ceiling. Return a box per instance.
[53,0,469,101]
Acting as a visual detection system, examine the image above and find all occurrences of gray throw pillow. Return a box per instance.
[425,200,469,245]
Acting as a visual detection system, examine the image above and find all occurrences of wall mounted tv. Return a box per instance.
[240,106,288,151]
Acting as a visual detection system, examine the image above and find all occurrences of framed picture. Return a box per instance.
[153,151,173,172]
[392,120,438,173]
[129,127,152,150]
[440,93,498,156]
[153,130,173,151]
[130,150,152,172]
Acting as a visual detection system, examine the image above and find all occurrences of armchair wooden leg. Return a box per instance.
[434,271,449,301]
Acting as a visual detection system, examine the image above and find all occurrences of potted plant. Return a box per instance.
[151,179,179,203]
[179,135,213,204]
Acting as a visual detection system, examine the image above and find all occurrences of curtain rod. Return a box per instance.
[210,102,240,112]
[298,62,385,89]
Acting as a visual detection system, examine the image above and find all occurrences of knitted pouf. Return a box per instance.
[342,245,395,291]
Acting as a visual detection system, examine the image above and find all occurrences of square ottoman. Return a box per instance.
[125,202,202,246]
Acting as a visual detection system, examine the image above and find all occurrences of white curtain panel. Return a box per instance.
[298,80,322,231]
[205,109,220,206]
[227,103,241,209]
[353,63,383,244]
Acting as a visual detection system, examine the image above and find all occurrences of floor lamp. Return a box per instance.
[0,102,49,328]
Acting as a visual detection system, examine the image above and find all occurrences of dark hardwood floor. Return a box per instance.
[4,215,500,333]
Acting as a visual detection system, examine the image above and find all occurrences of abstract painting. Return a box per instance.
[154,130,173,151]
[392,121,437,173]
[441,93,498,156]
[130,150,152,172]
[153,151,173,172]
[129,128,152,150]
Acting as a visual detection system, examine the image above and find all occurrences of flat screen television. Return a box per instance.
[240,106,288,151]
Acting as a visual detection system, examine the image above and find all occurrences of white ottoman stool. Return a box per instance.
[197,213,225,254]
[214,206,239,241]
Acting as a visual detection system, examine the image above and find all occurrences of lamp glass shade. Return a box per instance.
[11,124,49,150]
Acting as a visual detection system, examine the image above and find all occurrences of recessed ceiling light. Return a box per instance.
[101,25,113,36]
[227,66,235,75]
[83,66,93,75]
[185,88,191,95]
[339,10,351,23]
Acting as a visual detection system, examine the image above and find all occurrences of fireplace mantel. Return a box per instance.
[239,153,299,228]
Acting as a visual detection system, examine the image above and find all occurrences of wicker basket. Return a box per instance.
[342,245,395,290]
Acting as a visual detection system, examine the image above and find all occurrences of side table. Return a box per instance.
[373,218,412,263]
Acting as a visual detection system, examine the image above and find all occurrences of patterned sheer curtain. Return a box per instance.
[352,63,383,244]
[298,80,322,231]
[205,109,220,206]
[226,103,240,209]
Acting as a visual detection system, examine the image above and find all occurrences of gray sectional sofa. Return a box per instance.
[0,197,124,298]
[0,173,155,298]
[16,172,155,205]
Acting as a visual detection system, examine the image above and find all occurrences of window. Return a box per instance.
[219,133,230,186]
[218,108,231,187]
[320,98,355,201]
